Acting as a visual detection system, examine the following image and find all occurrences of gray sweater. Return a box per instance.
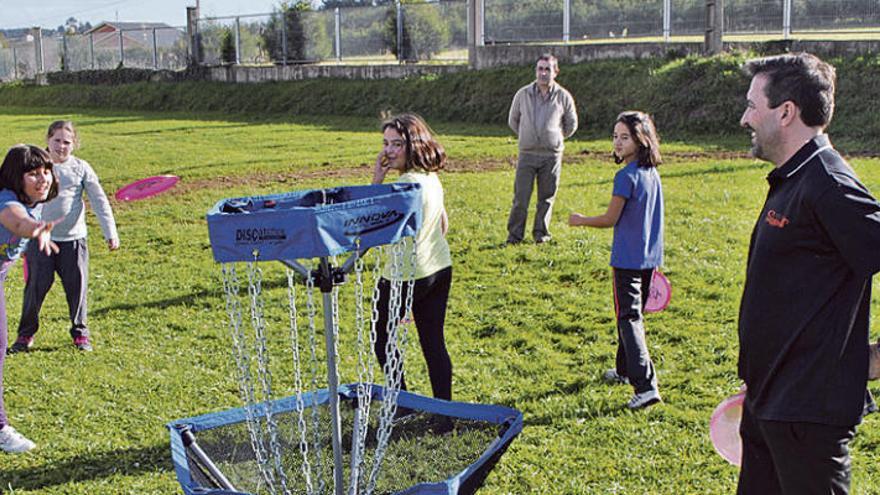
[508,82,578,157]
[44,155,118,242]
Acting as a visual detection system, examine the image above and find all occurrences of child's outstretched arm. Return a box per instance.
[0,205,59,255]
[569,195,626,229]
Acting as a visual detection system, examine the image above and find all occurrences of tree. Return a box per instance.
[262,0,311,63]
[384,0,450,61]
[220,28,236,64]
[320,0,392,9]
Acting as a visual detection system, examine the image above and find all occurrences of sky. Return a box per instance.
[0,0,286,30]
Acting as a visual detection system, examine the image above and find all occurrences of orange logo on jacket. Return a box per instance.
[765,210,790,228]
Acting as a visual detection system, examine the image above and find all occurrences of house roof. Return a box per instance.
[85,21,176,34]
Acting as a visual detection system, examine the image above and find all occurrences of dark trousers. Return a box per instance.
[612,268,657,394]
[506,154,562,243]
[18,239,90,340]
[374,266,453,401]
[737,400,855,495]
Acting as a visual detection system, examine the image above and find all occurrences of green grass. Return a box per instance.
[0,108,879,494]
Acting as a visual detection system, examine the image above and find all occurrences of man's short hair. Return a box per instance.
[743,52,836,128]
[537,53,559,74]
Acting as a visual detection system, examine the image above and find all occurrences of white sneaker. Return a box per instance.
[603,369,629,385]
[0,425,36,453]
[627,389,661,410]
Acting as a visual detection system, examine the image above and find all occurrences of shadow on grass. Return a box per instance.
[0,443,169,491]
[0,105,509,138]
[90,276,293,317]
[567,160,767,189]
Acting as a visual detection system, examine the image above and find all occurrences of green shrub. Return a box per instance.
[220,29,236,65]
[3,52,878,149]
[384,0,450,61]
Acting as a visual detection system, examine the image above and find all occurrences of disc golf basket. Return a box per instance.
[168,184,522,495]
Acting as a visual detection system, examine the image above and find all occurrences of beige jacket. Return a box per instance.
[508,82,578,157]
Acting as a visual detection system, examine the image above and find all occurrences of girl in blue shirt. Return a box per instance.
[569,111,664,410]
[0,145,59,453]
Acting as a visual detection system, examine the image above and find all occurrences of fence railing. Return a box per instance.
[2,0,879,82]
[0,26,189,81]
[195,0,468,66]
[484,0,880,43]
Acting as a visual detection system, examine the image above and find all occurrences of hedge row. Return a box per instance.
[2,53,878,147]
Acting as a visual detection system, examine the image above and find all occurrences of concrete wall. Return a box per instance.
[203,63,467,83]
[472,43,703,70]
[473,39,880,70]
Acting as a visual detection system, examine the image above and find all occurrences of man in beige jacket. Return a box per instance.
[506,54,578,244]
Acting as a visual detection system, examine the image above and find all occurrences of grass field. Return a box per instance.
[0,106,879,494]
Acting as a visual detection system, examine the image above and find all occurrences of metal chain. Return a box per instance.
[365,240,414,495]
[222,262,276,494]
[287,269,315,495]
[304,267,327,494]
[247,260,288,495]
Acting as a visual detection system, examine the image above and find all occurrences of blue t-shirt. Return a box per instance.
[610,161,664,269]
[0,189,39,262]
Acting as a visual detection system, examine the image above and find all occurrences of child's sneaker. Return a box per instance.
[627,389,662,410]
[6,336,34,355]
[602,369,629,385]
[0,425,36,453]
[74,336,93,352]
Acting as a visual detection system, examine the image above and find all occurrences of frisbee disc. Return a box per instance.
[115,175,179,201]
[709,391,745,466]
[645,270,671,313]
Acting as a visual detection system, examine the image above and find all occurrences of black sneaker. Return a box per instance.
[74,336,93,352]
[7,337,34,355]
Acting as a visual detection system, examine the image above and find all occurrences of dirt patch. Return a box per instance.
[176,157,518,194]
[173,148,878,194]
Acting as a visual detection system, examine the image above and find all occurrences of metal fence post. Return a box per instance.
[89,32,95,69]
[32,27,44,74]
[663,0,671,41]
[563,0,570,43]
[396,0,403,62]
[335,7,342,61]
[153,28,159,69]
[186,6,201,66]
[235,16,241,64]
[704,0,723,54]
[782,0,791,38]
[480,0,485,45]
[281,12,288,65]
[12,46,18,80]
[119,30,125,66]
[62,34,68,71]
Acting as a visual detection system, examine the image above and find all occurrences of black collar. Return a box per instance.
[767,134,831,185]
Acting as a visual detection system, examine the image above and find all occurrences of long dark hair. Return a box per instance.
[613,111,662,168]
[381,113,446,173]
[0,144,59,205]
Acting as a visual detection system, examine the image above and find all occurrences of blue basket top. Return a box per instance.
[206,183,423,262]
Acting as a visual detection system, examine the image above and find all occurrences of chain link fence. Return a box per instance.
[1,0,878,82]
[196,1,468,65]
[0,26,189,81]
[483,0,880,42]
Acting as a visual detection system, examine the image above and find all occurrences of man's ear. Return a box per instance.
[780,101,798,126]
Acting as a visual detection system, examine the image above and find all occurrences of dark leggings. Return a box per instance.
[374,266,453,401]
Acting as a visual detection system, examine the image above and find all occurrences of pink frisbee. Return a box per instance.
[645,270,671,313]
[115,175,179,201]
[710,391,745,466]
